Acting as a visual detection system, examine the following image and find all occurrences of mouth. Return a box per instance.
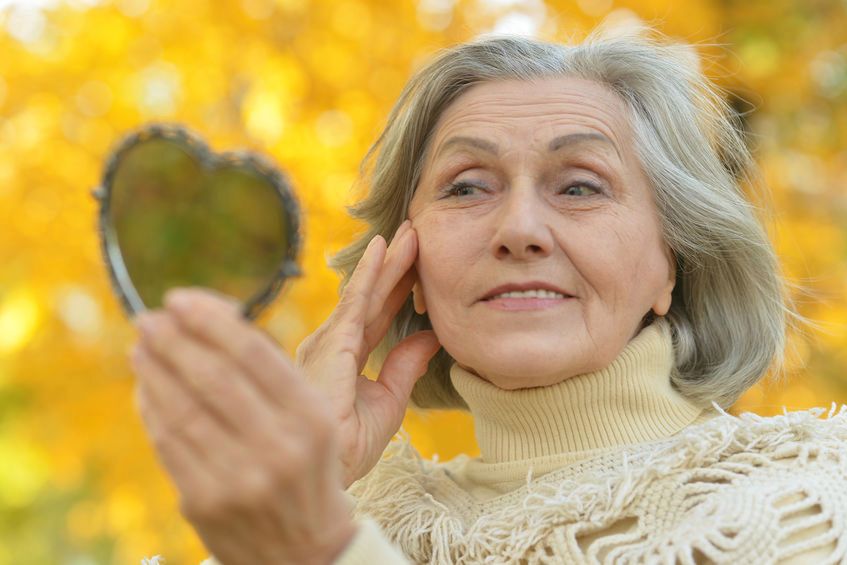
[480,281,574,302]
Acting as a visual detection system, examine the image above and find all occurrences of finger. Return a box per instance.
[158,428,222,520]
[364,267,416,353]
[136,311,277,434]
[166,286,283,351]
[148,414,236,527]
[162,289,310,407]
[167,286,241,314]
[331,233,387,326]
[366,222,413,322]
[364,224,417,330]
[131,345,250,552]
[131,341,220,443]
[389,218,412,244]
[376,330,441,406]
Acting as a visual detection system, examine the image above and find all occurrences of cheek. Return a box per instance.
[415,229,467,341]
[413,213,480,296]
[624,213,671,285]
[567,214,667,300]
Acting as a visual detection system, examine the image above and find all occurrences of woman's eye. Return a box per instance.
[442,181,483,198]
[560,182,601,196]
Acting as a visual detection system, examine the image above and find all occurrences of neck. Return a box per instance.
[450,319,704,463]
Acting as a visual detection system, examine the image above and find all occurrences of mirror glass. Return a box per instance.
[95,124,301,320]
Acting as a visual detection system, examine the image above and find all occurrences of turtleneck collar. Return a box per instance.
[449,319,704,464]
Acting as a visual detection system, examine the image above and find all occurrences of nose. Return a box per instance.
[490,183,554,261]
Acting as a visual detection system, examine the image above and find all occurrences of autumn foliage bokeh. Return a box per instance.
[0,0,845,562]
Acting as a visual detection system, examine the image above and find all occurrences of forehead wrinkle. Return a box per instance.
[425,78,637,174]
[437,99,628,142]
[439,80,629,125]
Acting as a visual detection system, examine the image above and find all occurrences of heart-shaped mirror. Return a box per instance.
[93,123,301,320]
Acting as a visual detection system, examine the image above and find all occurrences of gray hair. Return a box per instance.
[329,24,796,410]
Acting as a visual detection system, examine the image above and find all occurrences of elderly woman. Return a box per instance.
[132,26,847,565]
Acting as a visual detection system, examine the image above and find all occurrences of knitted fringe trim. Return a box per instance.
[348,404,847,564]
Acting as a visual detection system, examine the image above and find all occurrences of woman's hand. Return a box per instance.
[295,220,442,488]
[130,291,356,565]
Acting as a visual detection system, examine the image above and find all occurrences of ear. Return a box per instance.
[412,280,427,315]
[651,248,677,317]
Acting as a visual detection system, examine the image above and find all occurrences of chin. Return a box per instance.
[452,336,595,390]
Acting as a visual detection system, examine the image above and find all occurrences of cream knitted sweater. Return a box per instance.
[335,321,847,564]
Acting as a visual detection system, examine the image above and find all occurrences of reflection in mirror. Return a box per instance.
[94,124,301,320]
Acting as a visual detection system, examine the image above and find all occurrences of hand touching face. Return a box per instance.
[409,77,676,390]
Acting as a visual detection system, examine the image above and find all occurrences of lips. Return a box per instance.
[480,281,574,302]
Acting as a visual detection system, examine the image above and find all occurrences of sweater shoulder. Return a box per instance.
[675,403,847,465]
[347,407,847,564]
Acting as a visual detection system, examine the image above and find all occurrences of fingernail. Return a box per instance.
[164,288,193,312]
[367,234,383,251]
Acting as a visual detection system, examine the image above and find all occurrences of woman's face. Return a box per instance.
[408,77,676,389]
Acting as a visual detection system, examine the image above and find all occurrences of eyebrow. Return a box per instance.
[436,136,499,157]
[548,132,620,159]
[436,132,621,160]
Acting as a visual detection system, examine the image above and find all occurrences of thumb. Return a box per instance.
[377,330,441,405]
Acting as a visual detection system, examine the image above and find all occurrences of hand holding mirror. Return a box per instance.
[94,124,301,320]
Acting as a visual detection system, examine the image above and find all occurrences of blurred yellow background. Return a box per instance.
[0,0,845,562]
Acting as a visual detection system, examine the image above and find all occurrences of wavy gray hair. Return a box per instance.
[329,25,795,410]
